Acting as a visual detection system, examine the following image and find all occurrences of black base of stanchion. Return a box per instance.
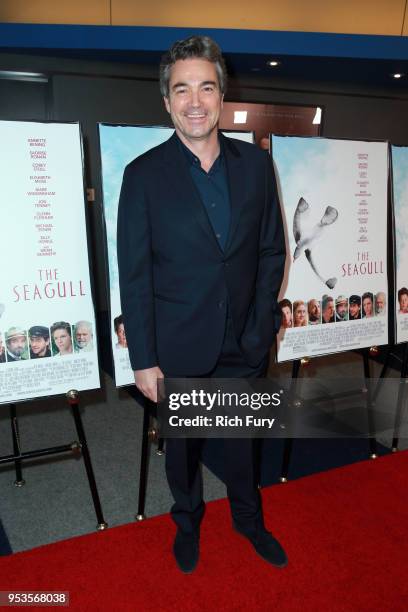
[97,522,109,530]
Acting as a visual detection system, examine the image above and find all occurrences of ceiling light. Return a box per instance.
[0,71,48,82]
[267,60,280,67]
[392,73,403,79]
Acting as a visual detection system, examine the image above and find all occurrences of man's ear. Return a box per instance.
[164,96,170,114]
[221,93,224,109]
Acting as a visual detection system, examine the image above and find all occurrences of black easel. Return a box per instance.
[0,390,108,530]
[280,348,378,482]
[391,343,408,450]
[135,399,151,521]
[131,391,165,522]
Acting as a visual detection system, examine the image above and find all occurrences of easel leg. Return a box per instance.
[156,437,165,456]
[66,390,108,530]
[280,359,301,482]
[362,350,378,458]
[10,404,25,487]
[373,345,391,403]
[136,400,151,521]
[392,344,408,451]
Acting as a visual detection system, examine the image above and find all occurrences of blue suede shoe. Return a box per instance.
[234,524,288,568]
[173,530,199,574]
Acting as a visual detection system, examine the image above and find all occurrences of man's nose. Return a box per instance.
[190,89,201,107]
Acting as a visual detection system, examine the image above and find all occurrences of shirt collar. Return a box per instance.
[176,133,224,170]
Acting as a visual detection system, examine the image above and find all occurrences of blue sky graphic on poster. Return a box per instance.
[99,125,174,291]
[99,125,173,386]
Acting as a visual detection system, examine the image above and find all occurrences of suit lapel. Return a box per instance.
[221,133,247,253]
[162,133,223,253]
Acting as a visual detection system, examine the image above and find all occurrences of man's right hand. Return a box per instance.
[134,366,164,403]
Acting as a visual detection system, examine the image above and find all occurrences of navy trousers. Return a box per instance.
[165,315,269,538]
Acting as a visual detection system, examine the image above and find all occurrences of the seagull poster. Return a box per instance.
[392,145,408,344]
[272,135,389,362]
[0,120,100,403]
[99,124,254,387]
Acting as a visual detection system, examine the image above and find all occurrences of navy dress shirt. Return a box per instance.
[178,137,231,250]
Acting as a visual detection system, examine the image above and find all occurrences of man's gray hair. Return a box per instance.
[75,320,92,333]
[159,35,228,98]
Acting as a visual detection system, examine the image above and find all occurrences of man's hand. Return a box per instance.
[134,366,164,403]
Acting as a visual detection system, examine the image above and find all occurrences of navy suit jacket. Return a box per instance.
[117,131,286,377]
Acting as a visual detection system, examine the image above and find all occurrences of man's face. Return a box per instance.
[53,329,72,353]
[323,300,334,321]
[8,335,26,357]
[309,300,320,320]
[76,326,91,348]
[164,58,223,145]
[363,297,373,316]
[399,293,408,313]
[376,294,386,314]
[30,335,49,357]
[336,302,347,317]
[349,302,360,318]
[117,324,127,347]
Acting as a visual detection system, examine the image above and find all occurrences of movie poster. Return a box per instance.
[0,121,100,404]
[273,136,389,362]
[392,145,408,344]
[99,124,254,386]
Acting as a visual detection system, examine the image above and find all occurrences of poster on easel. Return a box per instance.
[392,145,408,344]
[98,124,254,386]
[273,135,389,362]
[0,120,100,404]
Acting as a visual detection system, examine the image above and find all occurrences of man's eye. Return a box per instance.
[175,88,187,94]
[203,86,214,92]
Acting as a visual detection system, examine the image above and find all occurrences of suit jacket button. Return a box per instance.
[218,301,225,308]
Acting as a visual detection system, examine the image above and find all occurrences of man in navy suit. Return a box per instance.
[117,35,287,573]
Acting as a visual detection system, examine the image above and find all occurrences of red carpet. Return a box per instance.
[1,451,408,611]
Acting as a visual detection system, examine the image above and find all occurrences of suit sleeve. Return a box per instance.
[257,151,286,334]
[240,151,286,357]
[117,163,158,371]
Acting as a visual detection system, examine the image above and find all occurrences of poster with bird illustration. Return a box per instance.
[272,135,389,362]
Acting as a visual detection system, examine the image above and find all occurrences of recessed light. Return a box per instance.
[392,73,403,79]
[267,60,280,67]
